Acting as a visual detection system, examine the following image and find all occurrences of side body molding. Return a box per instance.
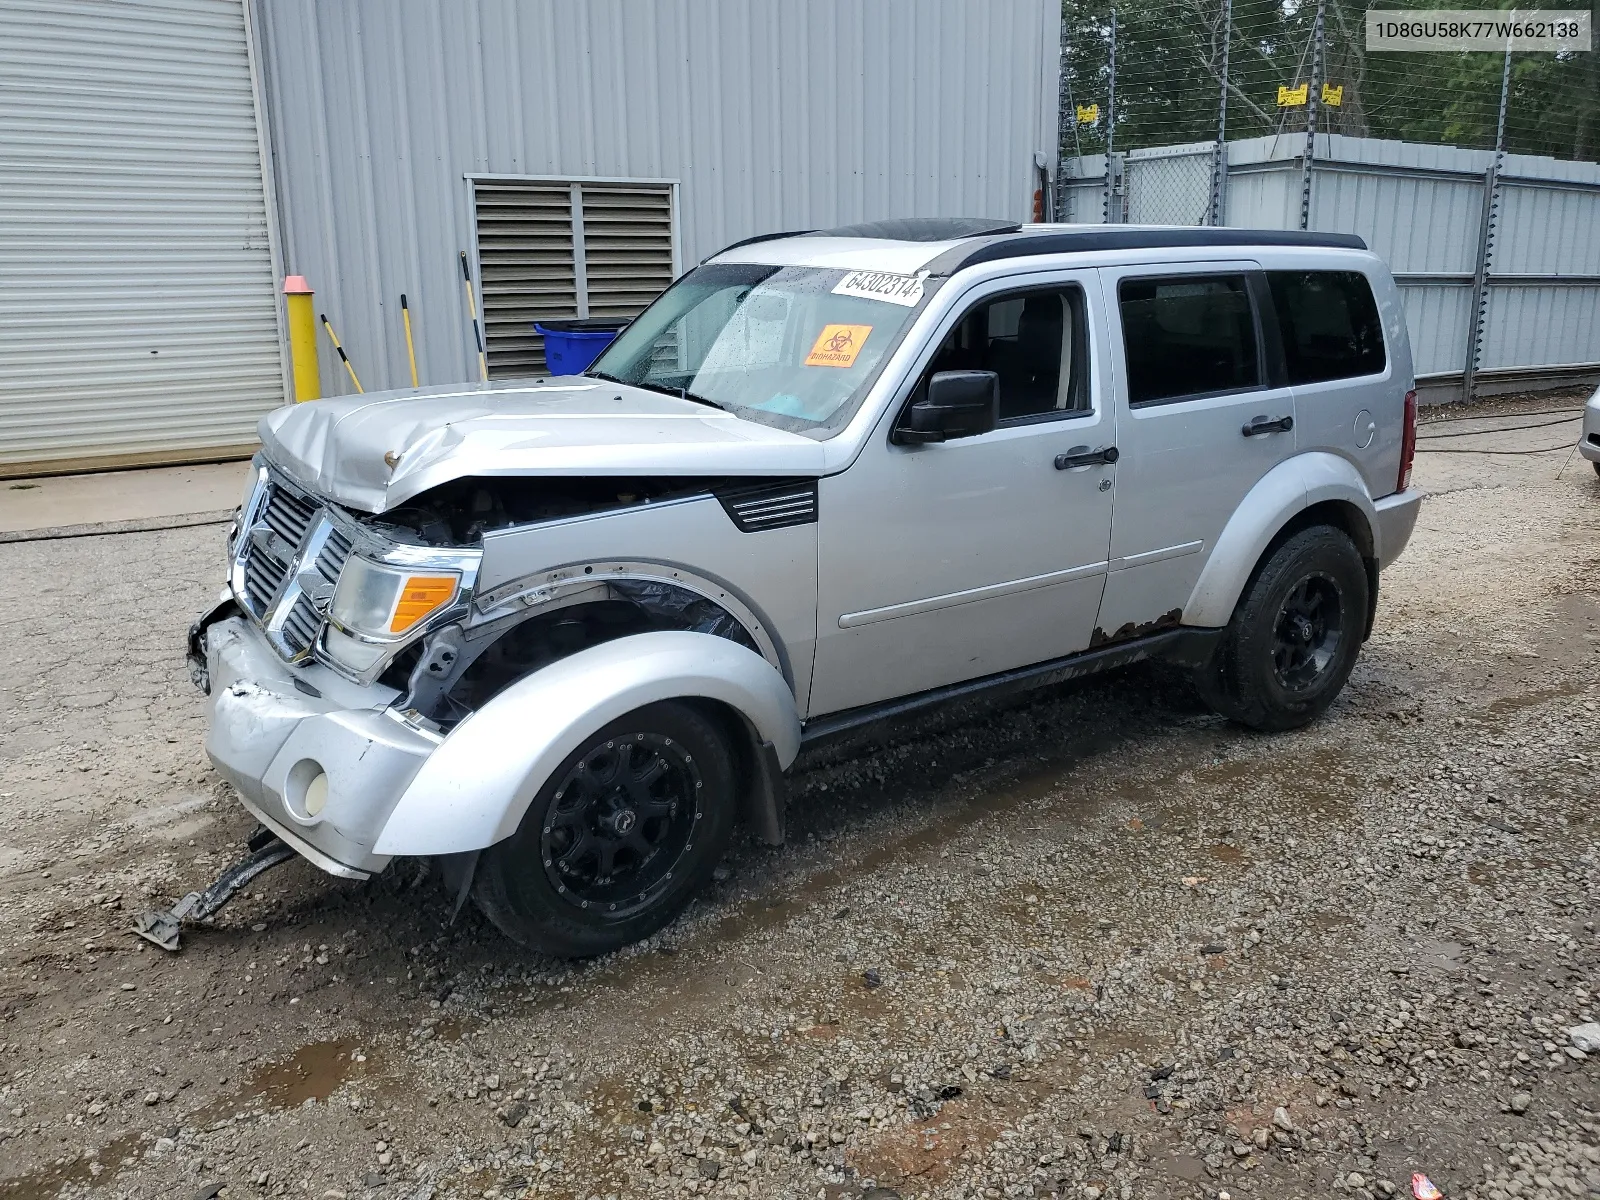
[1183,452,1379,629]
[374,631,802,856]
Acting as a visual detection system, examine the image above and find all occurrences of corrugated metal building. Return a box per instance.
[256,0,1061,393]
[0,0,1060,474]
[0,0,284,476]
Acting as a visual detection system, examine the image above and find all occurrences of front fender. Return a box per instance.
[373,631,801,856]
[1183,452,1378,628]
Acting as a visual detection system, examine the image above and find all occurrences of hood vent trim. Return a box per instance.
[714,479,818,533]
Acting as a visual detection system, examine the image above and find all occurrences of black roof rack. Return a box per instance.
[928,226,1366,274]
[814,217,1022,243]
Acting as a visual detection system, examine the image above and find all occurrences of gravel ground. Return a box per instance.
[0,391,1596,1200]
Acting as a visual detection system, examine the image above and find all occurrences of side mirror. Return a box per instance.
[894,370,999,444]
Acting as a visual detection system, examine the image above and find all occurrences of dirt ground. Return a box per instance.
[1,392,1596,1200]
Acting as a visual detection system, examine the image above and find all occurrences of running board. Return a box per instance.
[799,626,1222,751]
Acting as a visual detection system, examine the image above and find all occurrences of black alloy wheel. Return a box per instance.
[473,701,736,957]
[539,732,701,920]
[1270,573,1344,692]
[1193,524,1368,732]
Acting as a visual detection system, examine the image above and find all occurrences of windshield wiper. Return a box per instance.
[608,376,728,413]
[673,387,728,412]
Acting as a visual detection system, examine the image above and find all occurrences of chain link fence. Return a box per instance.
[1058,0,1599,225]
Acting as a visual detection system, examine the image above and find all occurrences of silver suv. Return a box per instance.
[188,217,1422,956]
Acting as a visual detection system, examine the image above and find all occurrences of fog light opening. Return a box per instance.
[285,758,329,823]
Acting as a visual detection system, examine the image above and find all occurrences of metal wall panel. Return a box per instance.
[1479,285,1600,371]
[1496,182,1600,277]
[1397,285,1474,377]
[257,0,1061,395]
[1061,133,1600,385]
[0,0,284,474]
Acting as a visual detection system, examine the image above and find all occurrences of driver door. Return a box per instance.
[808,271,1118,716]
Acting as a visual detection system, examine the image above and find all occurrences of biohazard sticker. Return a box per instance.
[804,324,873,368]
[832,269,927,307]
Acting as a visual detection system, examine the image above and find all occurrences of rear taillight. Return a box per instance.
[1398,389,1418,491]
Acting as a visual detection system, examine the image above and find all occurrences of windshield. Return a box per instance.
[586,261,934,435]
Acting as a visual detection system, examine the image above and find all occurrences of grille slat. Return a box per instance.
[279,595,322,658]
[262,486,316,545]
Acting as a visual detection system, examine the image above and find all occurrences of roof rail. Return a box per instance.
[817,217,1021,242]
[929,227,1367,274]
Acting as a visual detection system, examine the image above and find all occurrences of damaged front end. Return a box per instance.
[173,459,784,942]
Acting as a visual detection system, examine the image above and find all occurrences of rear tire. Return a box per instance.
[1592,460,1600,478]
[1194,525,1368,732]
[472,700,736,957]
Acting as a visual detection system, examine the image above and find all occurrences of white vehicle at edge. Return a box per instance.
[188,217,1424,956]
[1579,383,1600,475]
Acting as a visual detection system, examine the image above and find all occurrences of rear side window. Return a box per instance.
[1267,270,1386,384]
[1118,275,1259,405]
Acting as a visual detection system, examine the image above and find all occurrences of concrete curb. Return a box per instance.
[0,510,234,545]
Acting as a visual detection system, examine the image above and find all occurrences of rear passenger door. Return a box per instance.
[1264,267,1399,497]
[1095,263,1295,636]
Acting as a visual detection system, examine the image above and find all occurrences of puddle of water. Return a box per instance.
[248,1038,370,1109]
[0,1130,141,1200]
[1485,681,1583,720]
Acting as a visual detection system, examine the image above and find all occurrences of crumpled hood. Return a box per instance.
[258,378,828,512]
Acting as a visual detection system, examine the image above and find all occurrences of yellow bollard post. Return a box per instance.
[283,275,321,402]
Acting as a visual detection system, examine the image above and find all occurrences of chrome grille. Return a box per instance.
[231,470,351,663]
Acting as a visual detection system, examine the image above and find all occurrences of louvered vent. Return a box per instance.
[474,182,577,376]
[473,180,675,379]
[580,185,676,320]
[715,480,819,533]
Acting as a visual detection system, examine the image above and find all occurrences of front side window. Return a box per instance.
[587,262,934,435]
[919,286,1090,422]
[1118,274,1260,405]
[1267,270,1386,385]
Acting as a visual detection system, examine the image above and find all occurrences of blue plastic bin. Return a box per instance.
[535,318,627,375]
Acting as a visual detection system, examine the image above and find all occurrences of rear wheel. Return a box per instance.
[472,701,736,957]
[1194,525,1368,732]
[1592,460,1600,478]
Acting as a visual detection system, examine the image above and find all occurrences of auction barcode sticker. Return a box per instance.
[832,270,928,308]
[1366,9,1590,51]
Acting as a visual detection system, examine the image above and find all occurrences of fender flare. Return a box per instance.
[374,631,801,856]
[1183,452,1379,629]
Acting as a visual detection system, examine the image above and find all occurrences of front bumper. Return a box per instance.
[1579,393,1600,463]
[1374,487,1423,567]
[201,614,439,878]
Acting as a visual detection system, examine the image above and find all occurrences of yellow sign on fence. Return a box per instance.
[1076,104,1100,124]
[1277,83,1309,107]
[1322,83,1344,107]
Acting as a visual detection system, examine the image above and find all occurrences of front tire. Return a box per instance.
[1194,525,1369,732]
[472,701,736,957]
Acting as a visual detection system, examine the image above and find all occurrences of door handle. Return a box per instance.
[1054,445,1119,470]
[1242,414,1294,437]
